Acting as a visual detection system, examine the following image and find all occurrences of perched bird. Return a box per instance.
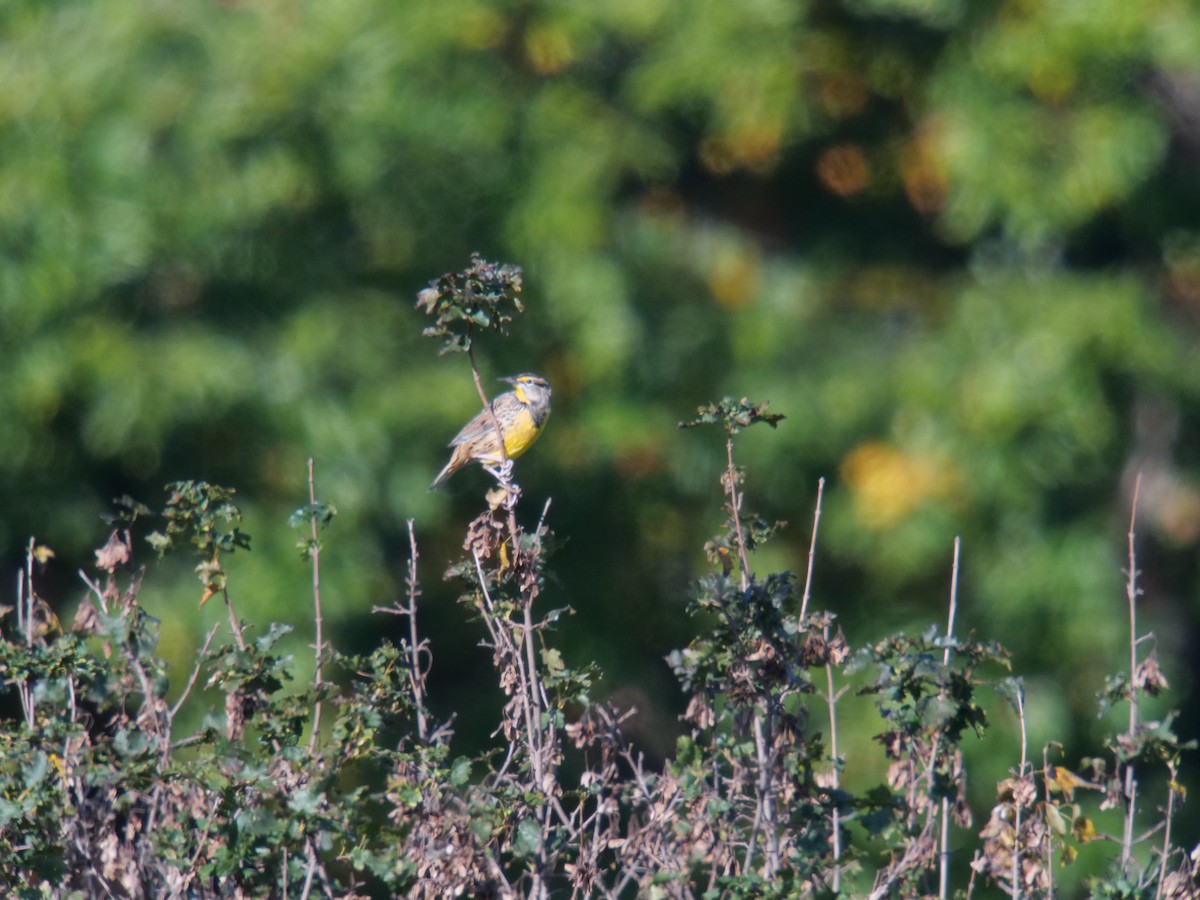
[429,374,552,489]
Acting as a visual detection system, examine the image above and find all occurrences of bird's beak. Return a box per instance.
[498,375,517,385]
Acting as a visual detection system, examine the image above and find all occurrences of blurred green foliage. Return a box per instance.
[4,0,1200,857]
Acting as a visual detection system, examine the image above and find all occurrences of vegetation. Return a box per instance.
[1,262,1195,897]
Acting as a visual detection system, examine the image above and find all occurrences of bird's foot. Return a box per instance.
[483,458,514,483]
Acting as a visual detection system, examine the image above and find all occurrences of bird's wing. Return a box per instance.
[448,409,497,447]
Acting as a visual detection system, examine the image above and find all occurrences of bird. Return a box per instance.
[429,373,552,490]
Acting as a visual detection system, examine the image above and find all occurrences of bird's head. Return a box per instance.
[502,373,551,407]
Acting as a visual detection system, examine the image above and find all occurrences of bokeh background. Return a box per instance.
[6,0,1200,885]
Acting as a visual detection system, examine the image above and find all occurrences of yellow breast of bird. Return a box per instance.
[502,406,542,459]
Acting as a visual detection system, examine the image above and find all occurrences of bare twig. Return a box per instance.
[1013,685,1028,900]
[1156,763,1179,900]
[536,497,553,535]
[15,567,33,727]
[800,477,825,622]
[186,796,222,878]
[465,341,522,527]
[751,712,780,876]
[523,591,552,900]
[823,630,844,894]
[403,519,430,742]
[299,837,318,900]
[16,567,24,643]
[966,852,980,899]
[1041,745,1056,896]
[220,588,248,652]
[465,341,511,471]
[307,458,325,754]
[24,537,35,647]
[522,594,548,788]
[725,436,751,592]
[472,550,544,792]
[804,479,844,895]
[1121,474,1143,871]
[939,536,961,900]
[170,624,222,719]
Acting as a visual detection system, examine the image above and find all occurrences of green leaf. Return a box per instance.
[114,728,149,758]
[146,531,172,555]
[256,622,294,651]
[288,787,323,816]
[541,646,565,675]
[23,752,48,790]
[513,816,543,859]
[469,815,494,842]
[996,676,1025,715]
[1045,802,1068,836]
[0,799,24,828]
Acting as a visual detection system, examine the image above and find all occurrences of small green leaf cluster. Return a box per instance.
[679,396,785,435]
[288,502,337,561]
[140,481,252,607]
[415,254,525,354]
[856,629,1008,753]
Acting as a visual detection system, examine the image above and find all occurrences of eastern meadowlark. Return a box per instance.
[429,374,552,489]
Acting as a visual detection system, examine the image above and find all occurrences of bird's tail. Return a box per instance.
[428,458,459,491]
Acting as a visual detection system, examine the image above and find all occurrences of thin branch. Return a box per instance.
[403,519,430,742]
[186,796,222,877]
[307,457,326,754]
[170,624,221,719]
[725,436,751,592]
[1156,765,1179,900]
[944,537,961,665]
[299,837,318,900]
[798,479,842,891]
[15,566,33,727]
[939,536,961,900]
[24,537,36,647]
[1013,686,1028,900]
[1122,474,1143,871]
[752,711,780,876]
[220,588,248,652]
[464,342,524,547]
[536,498,553,536]
[465,341,510,471]
[16,568,24,644]
[1041,745,1056,899]
[473,550,543,794]
[824,631,843,894]
[523,596,547,787]
[799,477,825,622]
